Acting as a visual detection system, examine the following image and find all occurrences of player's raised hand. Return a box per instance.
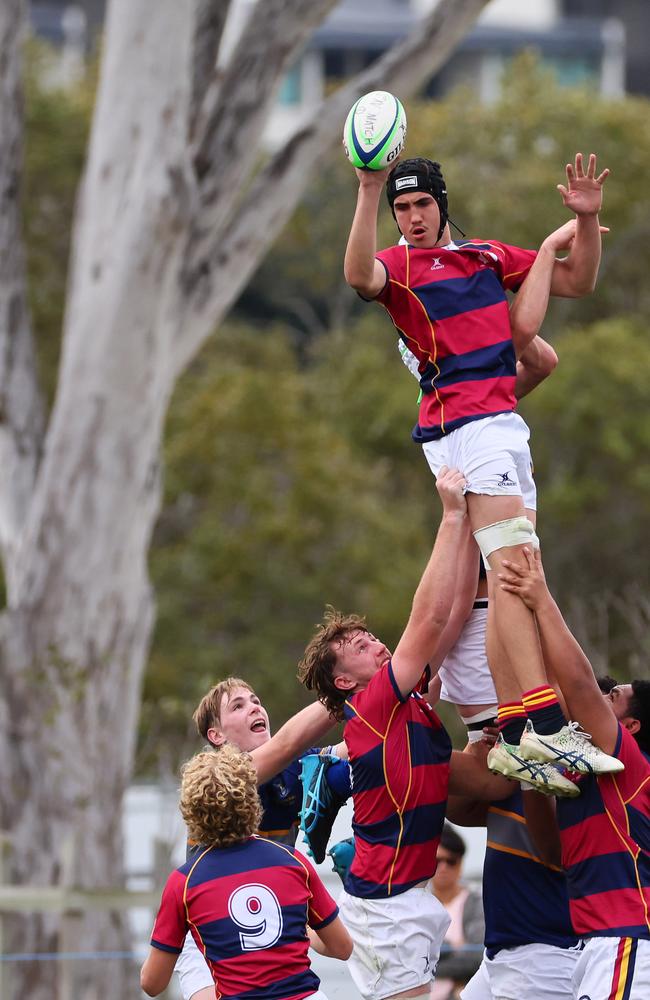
[557,152,609,216]
[436,465,467,518]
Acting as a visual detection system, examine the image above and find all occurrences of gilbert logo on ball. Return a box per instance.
[343,91,407,171]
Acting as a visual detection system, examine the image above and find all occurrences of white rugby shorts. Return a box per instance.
[339,881,450,1000]
[461,942,581,1000]
[175,932,213,999]
[421,412,536,511]
[439,601,496,707]
[573,937,650,1000]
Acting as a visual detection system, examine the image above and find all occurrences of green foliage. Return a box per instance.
[144,323,436,765]
[520,317,650,595]
[20,49,650,768]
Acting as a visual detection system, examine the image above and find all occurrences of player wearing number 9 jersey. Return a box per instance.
[141,746,352,1000]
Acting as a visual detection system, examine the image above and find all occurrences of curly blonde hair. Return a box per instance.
[297,607,369,720]
[180,746,262,847]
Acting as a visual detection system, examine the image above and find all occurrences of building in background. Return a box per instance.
[28,1,647,146]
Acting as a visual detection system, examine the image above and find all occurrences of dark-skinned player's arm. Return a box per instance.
[521,792,563,869]
[498,547,618,755]
[391,467,468,699]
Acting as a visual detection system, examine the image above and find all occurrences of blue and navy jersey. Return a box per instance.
[557,725,650,939]
[374,239,536,442]
[483,789,577,958]
[258,758,308,845]
[343,661,451,899]
[152,836,338,1000]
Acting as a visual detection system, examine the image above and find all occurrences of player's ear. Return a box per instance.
[333,673,356,692]
[207,726,226,747]
[622,717,641,737]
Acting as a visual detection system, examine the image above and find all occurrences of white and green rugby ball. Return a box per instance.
[343,91,407,170]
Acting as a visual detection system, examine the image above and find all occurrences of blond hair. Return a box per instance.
[297,607,368,720]
[180,746,262,847]
[193,677,255,741]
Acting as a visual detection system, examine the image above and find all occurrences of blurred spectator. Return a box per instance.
[431,823,484,1000]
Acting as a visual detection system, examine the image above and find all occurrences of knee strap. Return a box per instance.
[473,516,539,560]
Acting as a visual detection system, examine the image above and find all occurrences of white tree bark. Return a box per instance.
[0,0,490,996]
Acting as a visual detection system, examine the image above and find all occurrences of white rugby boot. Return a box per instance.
[519,719,624,775]
[487,734,580,797]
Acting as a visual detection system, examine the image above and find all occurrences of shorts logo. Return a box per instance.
[430,257,444,270]
[497,472,516,487]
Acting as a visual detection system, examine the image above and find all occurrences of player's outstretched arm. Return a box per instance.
[426,523,480,677]
[391,467,467,698]
[498,547,618,754]
[250,701,334,785]
[140,948,177,997]
[307,916,353,959]
[549,152,609,298]
[344,166,391,299]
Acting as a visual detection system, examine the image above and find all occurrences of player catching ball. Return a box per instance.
[343,140,618,788]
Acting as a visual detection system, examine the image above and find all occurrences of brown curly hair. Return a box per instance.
[297,607,369,720]
[180,746,262,847]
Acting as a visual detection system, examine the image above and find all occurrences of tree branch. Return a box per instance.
[189,0,233,139]
[176,0,491,367]
[0,0,46,579]
[191,0,338,193]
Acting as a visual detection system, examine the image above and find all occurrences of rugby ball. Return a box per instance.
[343,91,407,170]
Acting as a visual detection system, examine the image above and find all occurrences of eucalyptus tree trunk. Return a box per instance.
[0,0,490,996]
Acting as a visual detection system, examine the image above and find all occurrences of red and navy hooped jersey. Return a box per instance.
[557,725,650,939]
[343,661,451,899]
[483,789,578,958]
[374,239,536,441]
[152,836,338,1000]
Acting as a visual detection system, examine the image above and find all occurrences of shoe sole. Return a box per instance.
[488,753,580,798]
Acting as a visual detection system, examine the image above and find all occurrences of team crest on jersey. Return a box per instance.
[430,257,444,270]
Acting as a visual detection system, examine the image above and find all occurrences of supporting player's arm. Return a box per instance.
[344,166,391,298]
[522,792,563,869]
[514,336,558,400]
[391,467,468,698]
[448,748,512,801]
[140,948,177,996]
[499,547,618,754]
[549,153,609,298]
[250,701,335,785]
[307,916,353,959]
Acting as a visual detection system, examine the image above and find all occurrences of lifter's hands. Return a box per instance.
[498,546,549,610]
[436,465,467,519]
[558,152,609,216]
